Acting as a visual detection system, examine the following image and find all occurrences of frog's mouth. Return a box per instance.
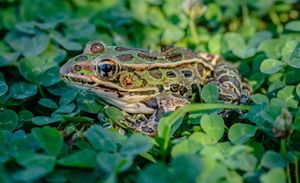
[60,73,157,102]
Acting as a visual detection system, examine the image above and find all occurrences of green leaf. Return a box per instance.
[260,59,285,74]
[200,83,219,103]
[77,92,103,113]
[200,114,225,143]
[32,126,63,156]
[50,31,82,51]
[38,98,58,109]
[5,32,49,57]
[282,40,300,68]
[59,90,77,106]
[58,149,97,168]
[138,163,171,183]
[97,152,133,173]
[18,110,33,122]
[120,133,153,156]
[0,109,19,130]
[277,86,298,108]
[171,139,202,157]
[250,94,269,104]
[285,20,300,32]
[258,39,286,59]
[260,151,285,168]
[260,168,286,183]
[9,82,37,99]
[86,125,118,152]
[32,115,62,125]
[0,81,8,96]
[228,123,257,144]
[14,152,55,182]
[18,56,58,86]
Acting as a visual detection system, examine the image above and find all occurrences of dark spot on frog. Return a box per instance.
[75,55,88,62]
[181,70,193,78]
[115,47,131,52]
[179,86,188,95]
[74,65,82,71]
[165,52,182,61]
[191,83,198,93]
[117,54,134,61]
[141,126,155,135]
[170,84,180,92]
[90,42,105,54]
[160,45,175,53]
[156,84,164,92]
[219,75,241,89]
[117,92,124,98]
[154,108,165,122]
[142,98,158,109]
[148,69,162,79]
[137,52,158,61]
[166,71,176,78]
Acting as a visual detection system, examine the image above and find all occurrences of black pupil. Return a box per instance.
[100,64,112,73]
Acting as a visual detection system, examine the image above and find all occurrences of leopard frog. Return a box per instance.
[60,41,251,136]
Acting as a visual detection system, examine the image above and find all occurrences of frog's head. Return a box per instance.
[60,41,160,106]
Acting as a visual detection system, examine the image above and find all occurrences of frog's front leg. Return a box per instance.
[122,94,189,136]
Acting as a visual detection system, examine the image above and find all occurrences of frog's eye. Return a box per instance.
[95,58,119,78]
[84,41,106,54]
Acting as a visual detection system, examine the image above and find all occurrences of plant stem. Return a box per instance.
[241,0,250,25]
[296,158,299,183]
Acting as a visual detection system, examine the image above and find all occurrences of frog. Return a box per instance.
[60,41,252,136]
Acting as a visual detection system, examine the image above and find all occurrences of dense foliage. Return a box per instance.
[0,0,300,182]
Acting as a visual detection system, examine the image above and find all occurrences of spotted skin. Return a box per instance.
[60,41,252,136]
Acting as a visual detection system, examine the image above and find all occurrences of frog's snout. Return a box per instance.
[60,61,74,76]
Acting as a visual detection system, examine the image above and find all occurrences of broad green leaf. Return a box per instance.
[260,59,285,74]
[260,151,285,168]
[14,152,55,182]
[58,149,97,168]
[18,56,58,86]
[228,123,257,144]
[59,90,77,106]
[282,40,300,68]
[258,39,286,58]
[5,32,49,57]
[38,98,58,109]
[32,126,63,156]
[86,125,118,152]
[200,114,224,143]
[285,20,300,32]
[18,110,33,122]
[77,92,103,113]
[97,152,133,173]
[250,94,269,104]
[50,31,82,51]
[200,83,219,103]
[171,139,202,157]
[137,163,171,183]
[260,168,286,183]
[104,106,126,124]
[277,86,298,108]
[0,109,19,130]
[120,133,153,156]
[0,81,8,96]
[32,115,62,125]
[55,103,76,113]
[9,82,37,99]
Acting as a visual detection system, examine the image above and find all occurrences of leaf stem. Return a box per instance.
[296,158,299,183]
